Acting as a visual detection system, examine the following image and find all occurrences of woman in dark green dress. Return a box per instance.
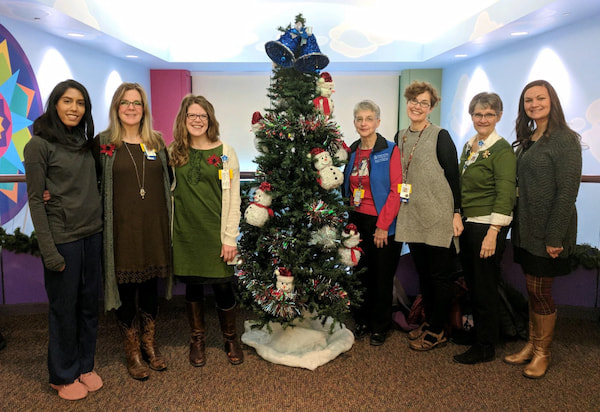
[169,94,242,366]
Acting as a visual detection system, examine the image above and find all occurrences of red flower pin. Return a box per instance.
[207,154,221,167]
[100,144,115,157]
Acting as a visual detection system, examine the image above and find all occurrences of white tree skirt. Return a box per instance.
[241,315,355,370]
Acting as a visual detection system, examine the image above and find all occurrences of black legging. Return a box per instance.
[409,242,459,334]
[116,277,159,326]
[185,281,236,310]
[349,211,401,334]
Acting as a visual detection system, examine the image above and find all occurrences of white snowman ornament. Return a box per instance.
[330,138,350,163]
[274,267,294,293]
[310,148,343,190]
[244,182,273,227]
[338,223,362,267]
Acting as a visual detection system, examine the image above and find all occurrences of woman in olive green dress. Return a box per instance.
[169,94,242,366]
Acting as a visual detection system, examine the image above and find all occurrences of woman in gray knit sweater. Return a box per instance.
[505,80,582,379]
[24,80,103,400]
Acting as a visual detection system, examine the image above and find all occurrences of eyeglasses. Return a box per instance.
[407,99,431,108]
[120,100,143,108]
[472,113,497,121]
[354,116,377,123]
[186,113,209,121]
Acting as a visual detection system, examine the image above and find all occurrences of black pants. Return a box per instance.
[44,232,102,385]
[350,212,401,334]
[186,281,236,310]
[408,241,458,333]
[116,278,160,326]
[460,222,508,345]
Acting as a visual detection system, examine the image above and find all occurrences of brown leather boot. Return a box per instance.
[217,304,244,365]
[140,311,167,371]
[119,320,150,380]
[504,308,534,365]
[523,311,556,379]
[187,301,206,367]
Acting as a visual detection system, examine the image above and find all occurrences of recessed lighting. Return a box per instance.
[454,54,468,58]
[67,33,85,38]
[126,55,139,59]
[510,31,528,36]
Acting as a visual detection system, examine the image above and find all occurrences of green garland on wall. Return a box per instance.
[0,227,40,256]
[571,244,600,270]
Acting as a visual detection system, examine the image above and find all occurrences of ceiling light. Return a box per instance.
[510,31,528,36]
[126,55,139,59]
[454,54,468,58]
[67,33,85,38]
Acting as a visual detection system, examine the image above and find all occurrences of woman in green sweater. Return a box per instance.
[454,92,516,365]
[504,80,581,379]
[169,95,243,366]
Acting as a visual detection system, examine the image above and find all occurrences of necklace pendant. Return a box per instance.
[140,188,146,199]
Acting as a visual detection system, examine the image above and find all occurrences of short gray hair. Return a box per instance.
[353,100,380,119]
[468,92,503,115]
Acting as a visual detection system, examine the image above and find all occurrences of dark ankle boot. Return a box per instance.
[217,304,244,365]
[140,311,167,371]
[0,330,6,351]
[187,301,206,367]
[119,319,150,380]
[453,343,495,364]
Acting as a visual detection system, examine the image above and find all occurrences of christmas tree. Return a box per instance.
[236,15,361,330]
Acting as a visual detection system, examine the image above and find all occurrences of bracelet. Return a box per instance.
[489,225,501,232]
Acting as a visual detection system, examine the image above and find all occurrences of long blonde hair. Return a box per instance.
[169,94,220,167]
[106,82,165,151]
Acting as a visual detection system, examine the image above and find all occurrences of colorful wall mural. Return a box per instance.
[0,24,43,227]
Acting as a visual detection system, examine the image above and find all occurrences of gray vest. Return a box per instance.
[395,125,454,248]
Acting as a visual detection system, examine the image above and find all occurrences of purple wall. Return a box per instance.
[1,250,47,304]
[396,244,598,308]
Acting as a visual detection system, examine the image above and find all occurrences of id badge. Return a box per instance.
[399,183,411,203]
[353,187,364,206]
[140,144,156,160]
[219,169,233,189]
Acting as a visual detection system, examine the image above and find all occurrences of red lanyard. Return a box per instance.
[400,124,428,182]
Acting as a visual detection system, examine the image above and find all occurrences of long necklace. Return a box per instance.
[123,142,146,199]
[400,123,428,182]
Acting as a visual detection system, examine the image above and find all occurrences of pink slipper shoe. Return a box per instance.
[79,371,103,392]
[50,381,88,400]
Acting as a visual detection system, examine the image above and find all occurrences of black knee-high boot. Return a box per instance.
[187,301,206,366]
[216,304,244,365]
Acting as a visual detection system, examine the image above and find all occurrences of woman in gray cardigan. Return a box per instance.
[505,80,581,379]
